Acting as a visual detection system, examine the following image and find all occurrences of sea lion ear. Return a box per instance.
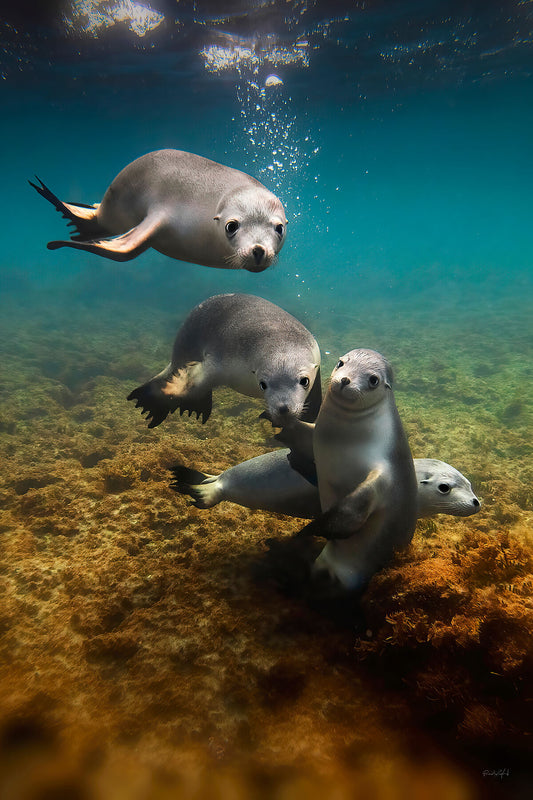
[385,381,392,389]
[213,215,221,221]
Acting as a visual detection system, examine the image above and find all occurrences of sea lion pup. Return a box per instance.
[300,348,418,592]
[29,149,286,271]
[170,451,480,519]
[128,293,321,427]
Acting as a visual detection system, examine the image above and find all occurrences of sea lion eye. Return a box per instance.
[274,223,284,239]
[259,381,267,391]
[225,220,240,237]
[438,483,451,494]
[299,376,310,388]
[336,359,344,369]
[368,374,380,388]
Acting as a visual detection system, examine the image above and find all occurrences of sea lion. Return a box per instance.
[128,293,321,427]
[170,450,480,519]
[302,348,418,592]
[29,149,287,271]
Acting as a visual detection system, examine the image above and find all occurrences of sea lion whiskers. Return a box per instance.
[224,248,278,271]
[223,248,257,269]
[224,249,247,269]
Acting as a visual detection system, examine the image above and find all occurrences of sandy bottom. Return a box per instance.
[0,285,531,800]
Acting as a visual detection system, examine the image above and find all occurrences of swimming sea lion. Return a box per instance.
[303,348,418,592]
[128,293,321,427]
[29,149,287,271]
[170,450,480,519]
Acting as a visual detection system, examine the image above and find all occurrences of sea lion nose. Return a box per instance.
[252,245,265,265]
[340,377,350,387]
[277,404,289,416]
[473,498,480,507]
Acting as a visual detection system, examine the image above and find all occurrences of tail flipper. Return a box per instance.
[29,176,106,240]
[169,465,221,508]
[127,366,213,427]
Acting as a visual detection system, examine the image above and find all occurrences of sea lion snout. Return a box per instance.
[268,402,301,427]
[244,244,271,272]
[330,373,361,402]
[234,237,276,272]
[253,245,265,265]
[264,387,309,426]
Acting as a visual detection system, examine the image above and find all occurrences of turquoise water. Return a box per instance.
[1,2,532,797]
[3,21,530,417]
[3,5,532,317]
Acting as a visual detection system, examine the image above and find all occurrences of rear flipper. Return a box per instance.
[29,176,106,240]
[30,176,163,262]
[47,213,163,262]
[127,365,213,427]
[169,465,221,508]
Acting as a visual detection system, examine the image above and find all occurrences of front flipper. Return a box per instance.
[274,419,315,462]
[47,213,163,262]
[127,363,213,427]
[298,468,382,540]
[286,448,317,486]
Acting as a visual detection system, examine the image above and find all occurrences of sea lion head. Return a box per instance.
[214,188,287,272]
[327,348,393,413]
[416,458,481,517]
[255,359,320,426]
